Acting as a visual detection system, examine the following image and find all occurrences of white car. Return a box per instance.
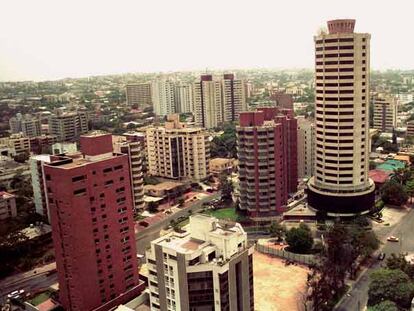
[7,289,24,299]
[387,236,399,242]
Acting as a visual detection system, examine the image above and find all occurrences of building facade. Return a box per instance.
[307,19,375,216]
[297,116,315,179]
[9,113,42,137]
[44,133,141,311]
[29,135,58,155]
[146,214,254,311]
[175,83,193,114]
[152,80,177,117]
[270,91,294,110]
[0,191,17,220]
[372,93,398,132]
[146,115,210,181]
[193,75,224,129]
[222,74,247,122]
[0,133,31,157]
[30,155,53,221]
[237,108,297,218]
[126,83,152,108]
[113,133,145,211]
[48,111,89,142]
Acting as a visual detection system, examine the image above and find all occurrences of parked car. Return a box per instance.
[377,252,386,260]
[8,290,24,299]
[387,236,399,242]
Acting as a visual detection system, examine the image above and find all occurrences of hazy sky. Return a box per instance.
[0,0,413,81]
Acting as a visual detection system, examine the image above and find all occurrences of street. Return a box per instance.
[0,192,220,304]
[336,207,414,311]
[136,192,221,253]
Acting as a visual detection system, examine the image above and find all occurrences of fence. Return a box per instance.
[255,243,316,266]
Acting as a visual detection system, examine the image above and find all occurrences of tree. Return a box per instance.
[285,223,313,254]
[381,181,408,206]
[369,300,398,311]
[13,152,29,163]
[268,222,286,241]
[405,179,414,204]
[210,123,237,158]
[218,173,233,202]
[391,166,411,185]
[386,253,414,279]
[368,268,414,308]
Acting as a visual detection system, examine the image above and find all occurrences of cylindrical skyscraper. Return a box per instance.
[307,19,375,216]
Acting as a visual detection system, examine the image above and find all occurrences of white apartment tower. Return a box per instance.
[307,19,375,216]
[372,93,398,132]
[152,80,177,117]
[222,74,247,122]
[146,114,210,181]
[146,214,254,311]
[297,116,315,179]
[175,83,193,114]
[193,75,224,129]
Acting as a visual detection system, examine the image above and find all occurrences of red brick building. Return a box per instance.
[237,107,297,218]
[44,132,141,311]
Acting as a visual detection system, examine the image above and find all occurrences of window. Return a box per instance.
[73,188,86,196]
[114,165,123,171]
[72,175,86,182]
[103,167,112,173]
[46,174,51,181]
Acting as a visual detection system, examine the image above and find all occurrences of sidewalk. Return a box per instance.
[0,262,56,287]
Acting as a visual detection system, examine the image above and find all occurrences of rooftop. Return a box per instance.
[144,181,184,192]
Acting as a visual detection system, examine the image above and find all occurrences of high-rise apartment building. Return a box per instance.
[126,83,152,108]
[9,113,42,137]
[297,116,315,179]
[193,75,224,129]
[222,74,247,122]
[307,19,375,216]
[146,214,254,311]
[237,108,297,218]
[146,114,210,181]
[113,133,145,211]
[372,93,398,132]
[48,111,89,142]
[152,80,177,117]
[44,133,142,311]
[174,83,193,114]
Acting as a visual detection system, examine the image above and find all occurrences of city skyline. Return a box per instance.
[1,0,413,81]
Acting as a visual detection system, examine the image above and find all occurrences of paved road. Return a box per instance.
[136,192,221,254]
[336,208,414,311]
[0,271,58,306]
[0,192,221,304]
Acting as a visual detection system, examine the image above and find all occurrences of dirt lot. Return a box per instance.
[253,251,309,311]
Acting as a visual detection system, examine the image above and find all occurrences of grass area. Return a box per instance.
[204,207,246,222]
[29,291,52,306]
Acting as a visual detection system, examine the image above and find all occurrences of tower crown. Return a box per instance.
[327,19,355,34]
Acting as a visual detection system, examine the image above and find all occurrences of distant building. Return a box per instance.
[270,91,294,110]
[113,133,145,211]
[152,80,176,117]
[146,214,254,311]
[146,114,210,181]
[407,121,414,137]
[0,133,31,157]
[209,158,235,176]
[0,191,17,220]
[48,111,89,142]
[372,94,398,132]
[297,116,315,179]
[126,83,152,108]
[175,83,193,114]
[193,74,246,128]
[9,113,42,137]
[237,107,297,218]
[30,135,58,155]
[44,132,142,311]
[51,142,78,155]
[222,74,247,122]
[193,75,224,129]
